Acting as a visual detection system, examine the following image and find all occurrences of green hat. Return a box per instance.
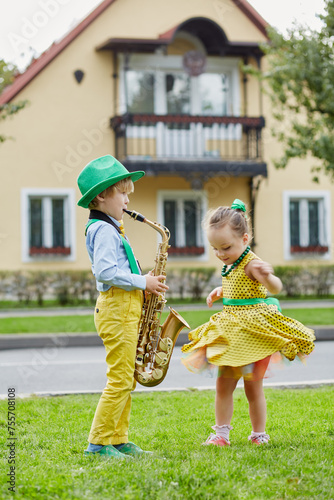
[77,155,145,208]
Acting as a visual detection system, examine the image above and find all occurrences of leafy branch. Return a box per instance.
[244,0,334,182]
[0,59,28,144]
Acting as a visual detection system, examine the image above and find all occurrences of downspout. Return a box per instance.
[249,176,262,251]
[123,51,130,113]
[250,53,264,251]
[112,50,118,117]
[255,54,263,117]
[112,51,118,158]
[123,51,130,159]
[243,56,248,116]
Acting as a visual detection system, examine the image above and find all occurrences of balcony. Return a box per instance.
[110,113,267,178]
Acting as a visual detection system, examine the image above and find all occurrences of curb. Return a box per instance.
[0,379,333,400]
[0,326,333,350]
[0,332,104,350]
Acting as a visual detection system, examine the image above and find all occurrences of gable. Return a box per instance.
[0,0,268,105]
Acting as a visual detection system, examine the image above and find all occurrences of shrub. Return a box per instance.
[274,266,304,297]
[165,267,217,300]
[1,264,334,306]
[274,265,334,297]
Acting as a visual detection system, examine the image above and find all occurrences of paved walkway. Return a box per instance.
[1,344,333,399]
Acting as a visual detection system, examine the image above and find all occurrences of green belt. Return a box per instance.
[222,297,281,312]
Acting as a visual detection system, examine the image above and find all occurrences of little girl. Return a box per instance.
[182,199,315,446]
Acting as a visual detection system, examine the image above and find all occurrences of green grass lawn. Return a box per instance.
[0,387,333,499]
[0,296,333,310]
[0,308,332,334]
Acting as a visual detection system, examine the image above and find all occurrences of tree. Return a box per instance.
[0,59,27,143]
[250,0,334,182]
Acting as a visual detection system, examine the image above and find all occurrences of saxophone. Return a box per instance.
[124,209,190,387]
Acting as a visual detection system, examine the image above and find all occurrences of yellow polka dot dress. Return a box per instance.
[182,251,315,377]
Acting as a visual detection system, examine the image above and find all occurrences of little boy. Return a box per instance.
[77,154,168,459]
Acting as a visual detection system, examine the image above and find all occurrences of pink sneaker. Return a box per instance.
[248,433,270,445]
[202,433,230,447]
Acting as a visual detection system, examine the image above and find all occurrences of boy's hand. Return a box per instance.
[145,274,169,296]
[206,287,223,308]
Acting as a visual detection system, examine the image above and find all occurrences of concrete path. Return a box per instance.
[1,344,333,399]
[0,327,333,351]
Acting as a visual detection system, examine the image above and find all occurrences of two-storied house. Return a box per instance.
[0,0,332,280]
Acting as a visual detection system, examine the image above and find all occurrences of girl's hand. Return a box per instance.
[251,260,274,277]
[145,274,169,296]
[247,260,283,295]
[206,287,223,308]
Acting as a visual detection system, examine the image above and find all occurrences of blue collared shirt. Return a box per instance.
[85,215,146,292]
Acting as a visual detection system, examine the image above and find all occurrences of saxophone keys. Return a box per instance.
[152,368,163,380]
[144,353,151,364]
[136,371,151,384]
[136,354,145,366]
[146,342,154,353]
[154,351,169,366]
[159,337,173,352]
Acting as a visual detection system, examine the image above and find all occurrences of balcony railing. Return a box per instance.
[110,113,265,163]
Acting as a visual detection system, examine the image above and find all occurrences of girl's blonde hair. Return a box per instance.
[88,177,134,209]
[203,204,251,238]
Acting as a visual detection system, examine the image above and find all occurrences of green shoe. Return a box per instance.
[84,444,133,459]
[117,442,153,457]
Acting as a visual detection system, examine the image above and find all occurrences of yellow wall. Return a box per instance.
[122,175,250,274]
[87,0,268,46]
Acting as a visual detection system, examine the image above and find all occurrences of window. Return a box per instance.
[126,70,154,113]
[158,190,207,257]
[198,73,229,116]
[120,54,241,158]
[165,73,191,114]
[119,53,240,117]
[283,191,331,259]
[21,189,75,261]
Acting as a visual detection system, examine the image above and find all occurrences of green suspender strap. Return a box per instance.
[222,297,282,312]
[85,219,140,275]
[118,235,140,275]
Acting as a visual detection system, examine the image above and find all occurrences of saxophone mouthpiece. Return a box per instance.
[123,209,146,223]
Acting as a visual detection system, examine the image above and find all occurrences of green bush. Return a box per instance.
[0,270,98,306]
[274,266,304,296]
[165,267,216,300]
[274,265,334,297]
[1,264,333,306]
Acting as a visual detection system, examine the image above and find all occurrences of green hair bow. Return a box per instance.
[231,199,246,212]
[231,199,247,219]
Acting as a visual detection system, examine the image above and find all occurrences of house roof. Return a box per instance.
[233,0,269,37]
[0,0,269,105]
